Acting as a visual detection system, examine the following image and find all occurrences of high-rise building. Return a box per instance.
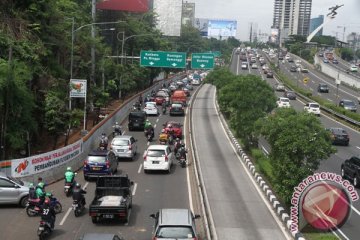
[272,0,312,42]
[309,15,324,36]
[182,2,195,26]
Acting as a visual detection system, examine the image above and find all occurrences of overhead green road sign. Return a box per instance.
[140,50,186,68]
[191,53,215,69]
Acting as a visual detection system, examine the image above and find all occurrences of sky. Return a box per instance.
[191,0,360,42]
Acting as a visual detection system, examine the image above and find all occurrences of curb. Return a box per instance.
[214,96,306,240]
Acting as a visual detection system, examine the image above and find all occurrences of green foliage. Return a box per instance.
[251,148,274,182]
[340,48,354,61]
[256,108,335,204]
[311,35,336,46]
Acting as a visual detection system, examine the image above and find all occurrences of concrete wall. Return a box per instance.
[3,73,182,184]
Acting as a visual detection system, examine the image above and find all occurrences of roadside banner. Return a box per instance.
[11,140,83,178]
[70,79,87,98]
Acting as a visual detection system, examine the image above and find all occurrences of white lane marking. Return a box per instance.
[83,182,89,189]
[122,131,126,135]
[132,183,138,196]
[236,53,240,75]
[184,104,194,213]
[59,207,72,226]
[154,124,157,128]
[213,89,292,240]
[356,146,360,150]
[156,118,159,123]
[137,164,142,174]
[147,141,150,146]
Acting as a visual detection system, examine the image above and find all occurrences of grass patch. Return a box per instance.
[302,225,338,240]
[251,148,274,182]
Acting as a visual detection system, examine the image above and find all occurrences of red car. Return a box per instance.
[163,121,183,138]
[155,95,166,105]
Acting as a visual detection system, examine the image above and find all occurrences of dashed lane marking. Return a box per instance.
[137,164,142,174]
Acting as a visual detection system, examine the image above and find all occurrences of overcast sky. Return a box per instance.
[191,0,360,42]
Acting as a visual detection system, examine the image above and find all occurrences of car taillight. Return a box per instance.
[106,160,110,168]
[110,146,113,150]
[165,155,168,162]
[144,155,147,161]
[128,144,132,150]
[84,160,88,167]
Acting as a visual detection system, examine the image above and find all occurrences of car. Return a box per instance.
[182,87,190,97]
[83,150,118,180]
[0,172,30,207]
[339,99,357,112]
[287,58,294,63]
[169,103,185,116]
[300,66,309,73]
[332,59,339,64]
[143,145,174,173]
[284,90,296,100]
[143,102,159,116]
[276,97,291,108]
[274,83,285,91]
[341,156,360,186]
[154,95,167,105]
[323,58,329,63]
[110,135,137,160]
[251,63,258,69]
[128,111,147,131]
[79,233,124,240]
[349,65,358,72]
[326,128,349,146]
[241,62,248,69]
[285,55,290,60]
[304,102,321,116]
[163,121,183,138]
[318,52,324,57]
[191,79,200,85]
[250,57,256,63]
[266,71,274,78]
[278,55,284,60]
[150,208,200,239]
[317,83,329,93]
[290,65,297,72]
[185,84,193,90]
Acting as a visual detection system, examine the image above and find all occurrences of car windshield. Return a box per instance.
[8,176,24,186]
[147,149,165,157]
[310,104,319,108]
[156,226,194,238]
[343,101,355,106]
[172,104,182,108]
[88,156,106,163]
[281,98,290,102]
[112,139,129,146]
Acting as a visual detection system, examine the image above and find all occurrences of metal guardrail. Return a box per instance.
[264,53,360,130]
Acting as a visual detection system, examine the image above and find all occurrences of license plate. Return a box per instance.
[92,167,101,170]
[72,204,78,208]
[38,227,44,230]
[103,214,114,219]
[64,186,70,189]
[134,123,139,126]
[117,149,124,152]
[152,161,159,164]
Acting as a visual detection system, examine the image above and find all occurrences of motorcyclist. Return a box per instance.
[162,101,167,114]
[166,125,175,144]
[174,138,181,154]
[159,129,169,143]
[64,166,75,187]
[41,198,56,229]
[113,122,122,135]
[151,89,156,97]
[144,120,154,139]
[29,183,37,200]
[100,133,108,150]
[36,182,46,205]
[145,94,151,103]
[138,94,143,106]
[72,183,87,207]
[178,142,188,160]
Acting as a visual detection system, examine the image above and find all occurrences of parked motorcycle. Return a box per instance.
[37,220,52,240]
[26,194,62,217]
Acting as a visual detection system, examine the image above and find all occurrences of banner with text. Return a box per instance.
[11,140,83,178]
[70,79,87,98]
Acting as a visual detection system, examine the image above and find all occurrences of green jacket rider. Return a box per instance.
[64,166,75,183]
[144,119,152,130]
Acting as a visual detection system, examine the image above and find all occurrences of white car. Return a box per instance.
[241,62,248,69]
[285,55,290,60]
[143,145,174,173]
[143,102,159,115]
[192,79,200,85]
[276,97,291,108]
[251,63,258,69]
[349,65,358,72]
[304,102,321,116]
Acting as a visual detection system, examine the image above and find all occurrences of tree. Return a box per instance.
[340,48,354,61]
[218,74,276,148]
[256,108,335,204]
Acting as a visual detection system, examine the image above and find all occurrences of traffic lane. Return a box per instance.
[193,84,288,240]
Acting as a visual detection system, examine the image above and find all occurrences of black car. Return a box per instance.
[341,156,360,187]
[266,71,274,78]
[284,90,296,100]
[287,58,294,63]
[317,84,329,93]
[128,111,147,131]
[290,65,297,72]
[169,103,185,116]
[326,127,349,146]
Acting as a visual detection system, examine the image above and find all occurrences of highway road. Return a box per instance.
[231,48,360,240]
[192,84,289,240]
[0,87,194,240]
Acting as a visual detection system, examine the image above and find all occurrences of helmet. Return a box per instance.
[67,166,72,171]
[75,183,81,188]
[181,143,185,147]
[44,198,50,205]
[38,182,45,189]
[29,183,34,188]
[161,129,165,133]
[115,122,119,125]
[176,138,180,141]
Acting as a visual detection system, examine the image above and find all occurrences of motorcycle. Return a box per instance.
[26,194,62,217]
[144,129,154,142]
[72,199,85,217]
[176,147,187,168]
[64,174,77,197]
[99,140,108,150]
[113,130,122,138]
[37,220,52,240]
[162,106,166,114]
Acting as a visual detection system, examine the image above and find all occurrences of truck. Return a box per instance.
[324,52,334,61]
[89,175,133,223]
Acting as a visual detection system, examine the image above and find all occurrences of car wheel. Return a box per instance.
[144,169,149,174]
[92,217,98,224]
[84,176,89,181]
[354,176,359,187]
[341,168,345,178]
[20,196,29,208]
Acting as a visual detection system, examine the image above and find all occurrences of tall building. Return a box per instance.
[309,15,324,36]
[272,0,312,42]
[182,2,195,26]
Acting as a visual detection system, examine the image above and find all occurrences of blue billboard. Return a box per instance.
[207,19,237,38]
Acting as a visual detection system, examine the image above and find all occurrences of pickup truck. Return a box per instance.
[89,175,133,223]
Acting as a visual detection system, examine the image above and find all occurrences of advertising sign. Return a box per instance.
[70,79,87,98]
[207,19,237,38]
[270,28,279,43]
[11,140,83,178]
[194,18,209,36]
[153,0,182,36]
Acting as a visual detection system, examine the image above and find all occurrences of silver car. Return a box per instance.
[110,135,137,160]
[0,172,30,207]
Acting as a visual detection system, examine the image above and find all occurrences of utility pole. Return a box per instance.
[249,22,253,43]
[91,0,96,87]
